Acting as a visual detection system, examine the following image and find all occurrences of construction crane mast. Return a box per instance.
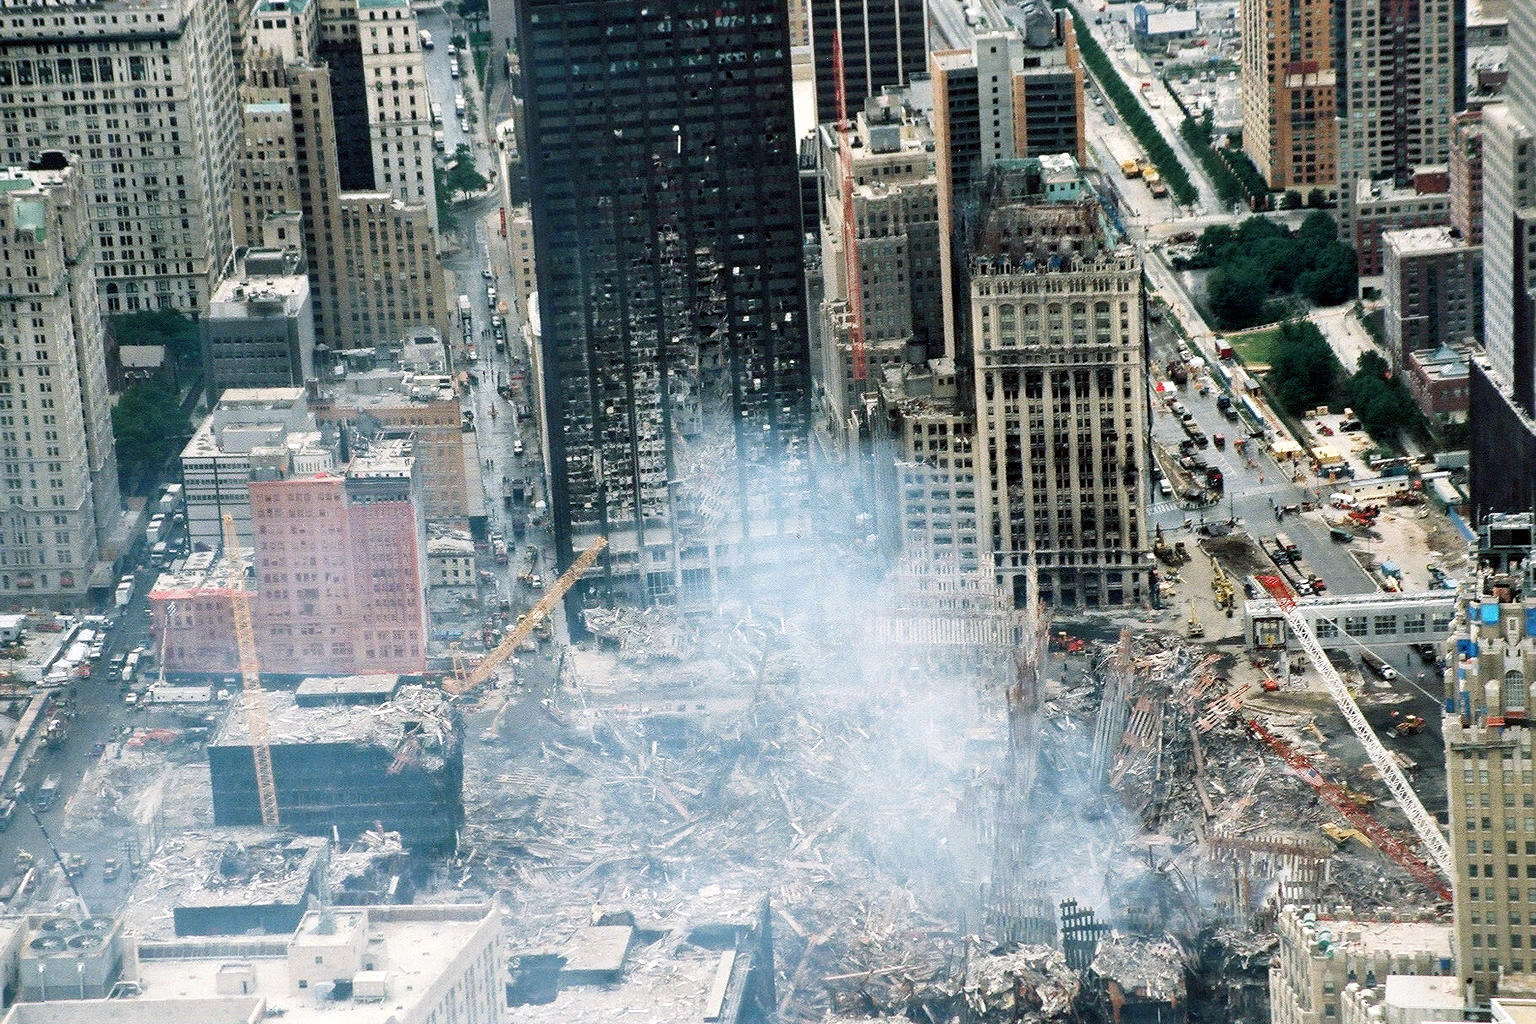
[1255,574,1451,878]
[833,27,867,384]
[222,514,280,826]
[443,536,607,698]
[1246,718,1451,901]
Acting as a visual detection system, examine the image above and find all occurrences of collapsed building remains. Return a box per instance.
[208,683,462,849]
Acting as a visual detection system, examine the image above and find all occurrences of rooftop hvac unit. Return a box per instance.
[29,936,68,956]
[36,917,79,936]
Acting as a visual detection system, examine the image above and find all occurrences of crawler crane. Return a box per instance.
[1253,574,1452,882]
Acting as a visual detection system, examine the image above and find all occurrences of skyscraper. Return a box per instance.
[812,0,929,127]
[931,16,1085,360]
[0,0,238,314]
[1468,0,1536,515]
[966,158,1149,608]
[0,153,121,601]
[232,0,453,348]
[1240,0,1337,193]
[1334,0,1464,247]
[518,0,813,609]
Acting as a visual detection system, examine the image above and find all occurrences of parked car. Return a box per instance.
[1361,651,1398,680]
[102,858,121,881]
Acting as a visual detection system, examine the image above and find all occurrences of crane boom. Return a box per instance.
[442,536,606,696]
[1254,574,1451,878]
[1247,718,1451,901]
[223,514,280,826]
[833,27,867,383]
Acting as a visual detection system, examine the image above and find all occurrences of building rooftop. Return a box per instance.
[117,905,497,1024]
[1496,1000,1536,1024]
[210,685,454,758]
[1382,974,1461,1012]
[293,674,401,703]
[426,536,475,556]
[1317,916,1455,959]
[316,369,458,411]
[123,830,326,940]
[148,553,251,601]
[347,439,414,479]
[508,920,759,1024]
[1408,345,1472,380]
[1384,225,1470,255]
[1,998,263,1024]
[118,345,166,370]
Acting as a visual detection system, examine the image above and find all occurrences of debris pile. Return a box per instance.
[965,945,1081,1022]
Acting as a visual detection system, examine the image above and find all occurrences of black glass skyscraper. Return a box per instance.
[811,0,929,126]
[517,0,813,609]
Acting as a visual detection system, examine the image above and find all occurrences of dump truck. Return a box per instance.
[1121,159,1141,179]
[1145,170,1166,197]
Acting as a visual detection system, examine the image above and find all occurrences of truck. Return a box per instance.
[419,28,433,48]
[1273,532,1300,563]
[115,578,134,608]
[1121,159,1141,179]
[35,776,59,812]
[1146,171,1167,198]
[493,539,509,563]
[43,718,66,749]
[458,294,472,324]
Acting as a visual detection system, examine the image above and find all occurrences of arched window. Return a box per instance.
[1506,669,1527,712]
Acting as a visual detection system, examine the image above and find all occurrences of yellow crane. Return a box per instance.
[1210,554,1234,613]
[222,514,280,826]
[442,536,606,698]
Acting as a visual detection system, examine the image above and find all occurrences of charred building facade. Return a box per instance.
[517,0,812,611]
[966,158,1149,608]
[208,683,462,850]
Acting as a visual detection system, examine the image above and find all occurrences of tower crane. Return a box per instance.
[442,536,606,698]
[1246,718,1451,901]
[833,27,867,384]
[1254,574,1451,879]
[223,514,280,826]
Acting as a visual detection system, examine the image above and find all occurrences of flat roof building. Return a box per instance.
[0,905,500,1024]
[205,233,316,404]
[209,685,461,849]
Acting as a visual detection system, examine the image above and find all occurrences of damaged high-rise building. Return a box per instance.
[517,0,812,611]
[208,680,462,849]
[873,156,1148,609]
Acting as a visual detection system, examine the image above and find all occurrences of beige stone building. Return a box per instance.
[0,154,121,600]
[233,0,451,348]
[817,96,942,433]
[967,157,1148,608]
[1442,568,1536,999]
[930,21,1086,358]
[0,0,238,315]
[360,0,437,233]
[1240,0,1337,192]
[1269,905,1457,1024]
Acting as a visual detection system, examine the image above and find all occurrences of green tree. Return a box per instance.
[1306,188,1329,209]
[1297,241,1358,305]
[1296,210,1339,249]
[1266,320,1340,413]
[1347,351,1418,439]
[1207,262,1269,328]
[112,379,192,483]
[445,144,488,198]
[1281,190,1304,210]
[112,309,199,369]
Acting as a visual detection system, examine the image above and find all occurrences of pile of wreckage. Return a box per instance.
[438,605,1433,1022]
